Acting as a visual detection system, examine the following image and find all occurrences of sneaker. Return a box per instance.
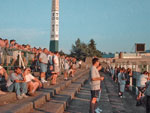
[64,78,68,81]
[41,79,48,83]
[95,109,101,113]
[17,95,23,100]
[21,93,28,98]
[97,107,102,112]
[120,96,123,98]
[136,101,142,106]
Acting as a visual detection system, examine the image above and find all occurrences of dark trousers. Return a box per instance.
[146,96,150,113]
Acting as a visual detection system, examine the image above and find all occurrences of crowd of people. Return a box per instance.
[1,37,149,112]
[107,66,150,113]
[0,38,82,100]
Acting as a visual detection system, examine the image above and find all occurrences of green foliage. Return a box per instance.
[59,50,66,56]
[70,38,102,60]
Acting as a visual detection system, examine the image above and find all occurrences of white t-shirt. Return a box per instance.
[25,73,35,82]
[64,59,69,70]
[39,52,48,64]
[54,55,59,66]
[89,66,101,90]
[139,74,148,87]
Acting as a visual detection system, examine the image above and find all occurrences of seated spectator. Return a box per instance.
[24,68,42,96]
[0,66,8,81]
[47,65,57,85]
[69,58,76,77]
[6,67,28,100]
[0,66,8,95]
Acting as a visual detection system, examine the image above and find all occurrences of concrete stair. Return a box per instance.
[29,74,89,113]
[0,69,89,113]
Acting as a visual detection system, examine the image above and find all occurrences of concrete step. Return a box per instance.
[0,70,78,106]
[30,102,64,113]
[0,69,88,113]
[0,92,17,106]
[30,73,89,113]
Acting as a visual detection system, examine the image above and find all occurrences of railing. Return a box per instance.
[0,48,34,74]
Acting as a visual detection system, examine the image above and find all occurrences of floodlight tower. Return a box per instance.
[50,0,59,52]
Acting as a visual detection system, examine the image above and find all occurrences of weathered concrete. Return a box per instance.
[65,72,146,113]
[0,69,89,113]
[30,73,89,113]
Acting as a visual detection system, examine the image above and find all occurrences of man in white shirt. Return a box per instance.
[136,71,148,106]
[89,58,104,113]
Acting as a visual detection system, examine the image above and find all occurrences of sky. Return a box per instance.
[0,0,150,53]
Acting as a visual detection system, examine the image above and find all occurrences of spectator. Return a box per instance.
[0,66,8,95]
[11,43,19,67]
[47,65,57,85]
[53,52,60,75]
[39,48,49,83]
[118,68,126,98]
[0,38,5,65]
[125,68,132,90]
[60,55,65,74]
[64,57,69,80]
[69,58,76,77]
[145,80,150,113]
[136,71,148,106]
[48,51,54,66]
[24,68,42,96]
[110,67,115,80]
[3,39,11,66]
[89,58,104,113]
[6,67,28,100]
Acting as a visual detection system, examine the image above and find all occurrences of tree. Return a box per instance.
[59,50,66,56]
[70,38,102,60]
[70,38,88,60]
[88,39,96,50]
[88,39,102,57]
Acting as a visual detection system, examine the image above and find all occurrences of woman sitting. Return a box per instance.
[24,68,42,96]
